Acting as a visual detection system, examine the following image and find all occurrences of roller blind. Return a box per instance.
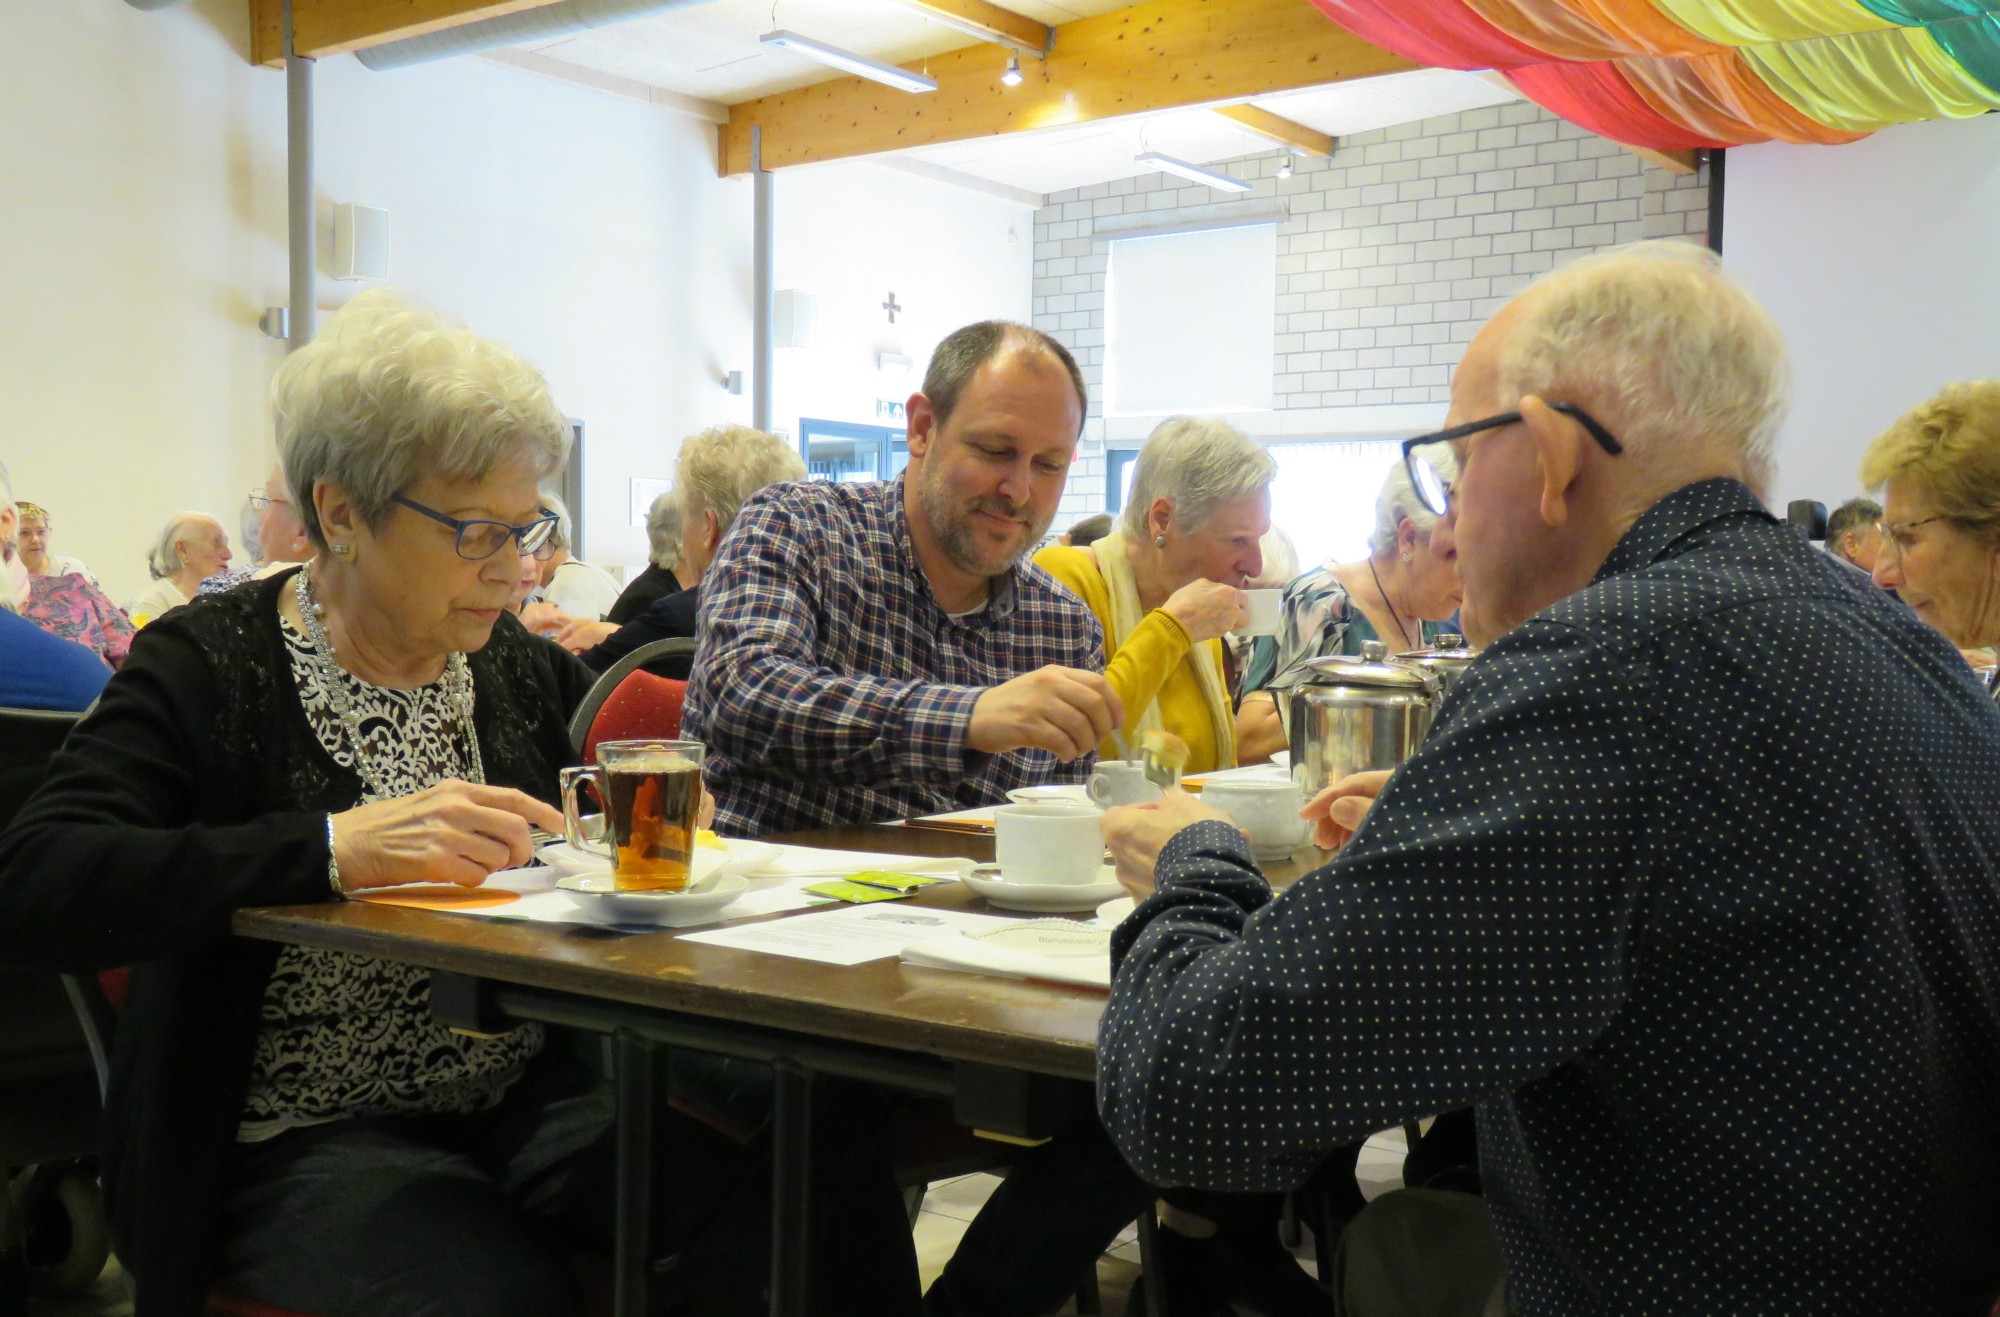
[1105,223,1277,416]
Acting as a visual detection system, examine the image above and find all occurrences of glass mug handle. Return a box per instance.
[558,765,614,860]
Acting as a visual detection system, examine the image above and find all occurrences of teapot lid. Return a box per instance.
[1398,633,1477,662]
[1298,639,1436,690]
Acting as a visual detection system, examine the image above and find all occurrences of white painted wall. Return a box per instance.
[770,161,1033,449]
[1725,114,2000,510]
[0,3,1034,605]
[0,0,749,603]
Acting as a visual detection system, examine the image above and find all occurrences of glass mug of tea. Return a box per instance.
[558,739,706,892]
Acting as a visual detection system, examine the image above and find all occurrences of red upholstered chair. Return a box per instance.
[566,638,698,759]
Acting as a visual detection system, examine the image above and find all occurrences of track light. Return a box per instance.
[1000,56,1023,87]
[1276,159,1293,179]
[1136,152,1253,194]
[759,30,937,94]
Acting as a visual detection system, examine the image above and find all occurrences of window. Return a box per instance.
[1104,223,1277,416]
[1105,449,1140,513]
[1266,440,1404,569]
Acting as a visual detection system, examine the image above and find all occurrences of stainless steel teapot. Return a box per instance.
[1394,633,1477,696]
[1288,640,1443,796]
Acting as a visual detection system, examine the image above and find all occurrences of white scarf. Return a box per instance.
[1094,529,1237,768]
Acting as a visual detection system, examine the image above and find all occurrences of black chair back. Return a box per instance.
[0,706,82,833]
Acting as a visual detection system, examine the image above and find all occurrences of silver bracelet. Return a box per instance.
[325,814,346,900]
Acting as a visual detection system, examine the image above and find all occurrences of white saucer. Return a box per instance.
[1095,895,1136,924]
[537,838,777,884]
[959,862,1126,912]
[1005,784,1095,807]
[554,872,749,925]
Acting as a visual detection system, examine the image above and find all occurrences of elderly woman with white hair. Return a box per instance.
[125,510,233,624]
[1033,416,1272,775]
[604,488,685,625]
[0,292,622,1316]
[1235,455,1464,764]
[530,492,622,621]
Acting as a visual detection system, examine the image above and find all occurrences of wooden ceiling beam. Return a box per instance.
[719,0,1415,177]
[1622,143,1700,174]
[248,0,569,66]
[1212,104,1333,158]
[889,0,1052,57]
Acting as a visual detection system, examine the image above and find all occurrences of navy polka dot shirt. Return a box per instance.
[1100,479,2000,1314]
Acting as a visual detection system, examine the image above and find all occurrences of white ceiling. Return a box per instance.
[518,0,1133,104]
[900,69,1520,196]
[504,4,1520,198]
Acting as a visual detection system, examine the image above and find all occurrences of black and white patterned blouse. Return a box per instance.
[236,622,543,1141]
[1099,480,2000,1314]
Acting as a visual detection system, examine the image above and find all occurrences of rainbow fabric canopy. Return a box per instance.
[1310,0,2000,150]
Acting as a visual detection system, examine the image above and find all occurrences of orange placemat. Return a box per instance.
[351,885,522,911]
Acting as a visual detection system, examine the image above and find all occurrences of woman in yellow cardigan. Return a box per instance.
[1034,417,1275,775]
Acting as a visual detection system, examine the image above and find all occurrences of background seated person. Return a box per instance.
[126,510,231,623]
[1865,382,2000,699]
[1034,416,1272,776]
[1097,243,2000,1316]
[556,424,806,674]
[1823,495,1883,573]
[16,499,99,584]
[1,467,110,710]
[0,292,616,1317]
[530,493,621,621]
[604,489,683,625]
[1236,456,1464,763]
[683,320,1121,837]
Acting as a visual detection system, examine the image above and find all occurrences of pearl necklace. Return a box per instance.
[293,569,484,799]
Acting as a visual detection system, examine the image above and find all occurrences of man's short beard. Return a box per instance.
[916,463,1050,579]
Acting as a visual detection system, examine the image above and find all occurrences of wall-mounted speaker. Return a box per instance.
[775,289,817,350]
[332,203,389,281]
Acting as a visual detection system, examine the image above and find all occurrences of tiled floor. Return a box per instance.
[23,1127,1411,1316]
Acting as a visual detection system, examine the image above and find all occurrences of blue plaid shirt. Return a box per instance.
[683,477,1103,837]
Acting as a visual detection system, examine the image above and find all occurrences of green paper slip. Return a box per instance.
[803,880,912,904]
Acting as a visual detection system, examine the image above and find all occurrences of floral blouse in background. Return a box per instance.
[1238,564,1444,701]
[23,572,133,670]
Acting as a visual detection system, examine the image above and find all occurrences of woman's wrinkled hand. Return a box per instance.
[1101,790,1239,901]
[519,602,573,636]
[1161,579,1250,644]
[329,781,565,892]
[1301,770,1394,852]
[554,619,620,654]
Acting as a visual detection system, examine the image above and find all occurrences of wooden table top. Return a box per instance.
[233,822,1324,1083]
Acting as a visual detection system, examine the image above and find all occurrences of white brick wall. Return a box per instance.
[1034,101,1709,523]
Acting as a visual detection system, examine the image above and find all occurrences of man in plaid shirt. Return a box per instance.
[684,321,1123,838]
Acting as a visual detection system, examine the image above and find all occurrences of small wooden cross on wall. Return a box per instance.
[882,291,901,324]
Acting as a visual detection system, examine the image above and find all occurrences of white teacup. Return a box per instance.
[1201,777,1309,857]
[1241,588,1283,637]
[1088,760,1163,809]
[993,803,1105,886]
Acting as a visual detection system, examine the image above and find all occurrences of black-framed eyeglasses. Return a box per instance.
[1401,402,1624,517]
[391,492,560,561]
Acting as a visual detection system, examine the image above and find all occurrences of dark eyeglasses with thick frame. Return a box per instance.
[1401,402,1624,517]
[390,492,561,561]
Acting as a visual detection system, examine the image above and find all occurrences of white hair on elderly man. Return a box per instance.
[1495,239,1788,495]
[272,289,572,551]
[146,513,220,580]
[1120,416,1277,540]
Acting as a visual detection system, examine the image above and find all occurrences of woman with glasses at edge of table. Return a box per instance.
[0,290,682,1317]
[1865,380,2000,701]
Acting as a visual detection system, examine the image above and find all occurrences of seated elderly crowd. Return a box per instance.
[4,244,2000,1317]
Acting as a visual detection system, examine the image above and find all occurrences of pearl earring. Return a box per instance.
[1400,552,1412,564]
[331,543,352,557]
[1154,535,1167,549]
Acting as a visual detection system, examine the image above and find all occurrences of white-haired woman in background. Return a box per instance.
[1034,416,1273,775]
[531,492,621,621]
[1235,454,1464,764]
[604,488,684,625]
[0,291,618,1316]
[126,510,232,624]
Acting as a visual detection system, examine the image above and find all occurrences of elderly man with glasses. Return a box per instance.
[1094,243,2000,1316]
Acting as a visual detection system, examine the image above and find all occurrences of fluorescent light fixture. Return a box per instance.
[1135,152,1252,194]
[760,30,936,94]
[1000,56,1023,87]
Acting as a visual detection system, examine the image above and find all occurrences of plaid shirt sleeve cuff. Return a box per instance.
[900,683,990,777]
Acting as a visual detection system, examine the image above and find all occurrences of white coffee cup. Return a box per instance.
[993,803,1106,886]
[1241,588,1283,637]
[1087,760,1164,809]
[1201,777,1309,857]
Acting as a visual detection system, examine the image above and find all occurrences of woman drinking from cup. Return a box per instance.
[0,291,610,1316]
[1864,380,2000,698]
[1236,455,1464,764]
[1034,417,1273,776]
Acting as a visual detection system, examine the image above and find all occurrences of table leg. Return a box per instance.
[769,1058,813,1317]
[1136,1205,1168,1316]
[614,1030,658,1317]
